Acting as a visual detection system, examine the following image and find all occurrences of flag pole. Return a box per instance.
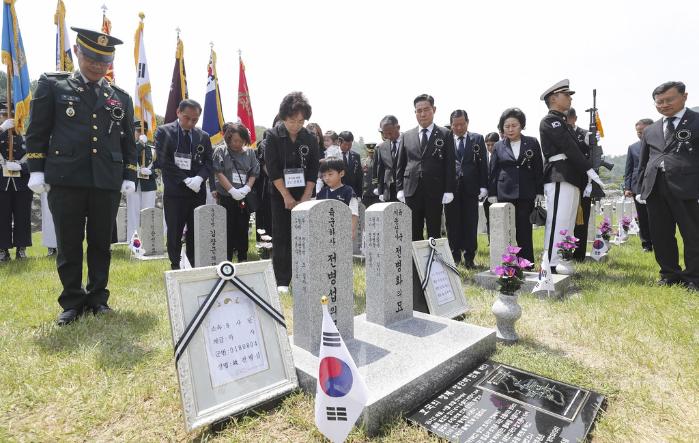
[6,58,13,160]
[138,11,145,135]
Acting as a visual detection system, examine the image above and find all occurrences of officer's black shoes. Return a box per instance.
[0,249,10,262]
[15,248,27,259]
[92,304,113,315]
[171,264,180,270]
[657,277,682,287]
[57,308,82,326]
[47,248,57,257]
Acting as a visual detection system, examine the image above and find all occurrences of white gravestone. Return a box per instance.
[291,199,354,355]
[602,203,613,226]
[488,203,517,272]
[139,207,165,256]
[193,204,227,267]
[116,206,127,243]
[364,202,413,326]
[477,202,488,234]
[353,202,366,256]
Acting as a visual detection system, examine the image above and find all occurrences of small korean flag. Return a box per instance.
[532,252,555,294]
[314,297,368,443]
[129,230,143,256]
[591,231,608,261]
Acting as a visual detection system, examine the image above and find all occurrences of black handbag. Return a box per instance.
[529,200,547,226]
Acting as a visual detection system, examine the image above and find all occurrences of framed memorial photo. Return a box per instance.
[412,237,469,318]
[164,260,298,432]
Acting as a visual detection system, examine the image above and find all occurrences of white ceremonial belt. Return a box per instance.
[548,154,568,162]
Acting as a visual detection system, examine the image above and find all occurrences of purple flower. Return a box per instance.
[494,266,506,276]
[518,257,532,269]
[505,267,516,277]
[569,236,580,244]
[502,254,516,264]
[559,229,568,236]
[507,245,521,254]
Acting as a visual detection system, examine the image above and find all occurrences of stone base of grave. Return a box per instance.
[585,252,609,263]
[474,270,572,298]
[290,311,495,436]
[132,253,167,261]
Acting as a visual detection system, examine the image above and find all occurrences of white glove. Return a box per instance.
[487,196,498,204]
[138,134,148,144]
[186,175,203,193]
[0,118,14,132]
[228,186,244,201]
[583,182,592,198]
[121,180,136,194]
[139,167,152,176]
[373,188,379,196]
[586,169,603,187]
[478,188,488,200]
[28,172,50,193]
[442,192,454,204]
[535,194,544,204]
[397,190,405,203]
[239,184,251,197]
[378,194,385,202]
[5,161,21,171]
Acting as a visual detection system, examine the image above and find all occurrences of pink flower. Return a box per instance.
[502,254,516,264]
[507,245,521,254]
[494,266,506,276]
[518,257,532,269]
[559,229,568,236]
[505,267,516,277]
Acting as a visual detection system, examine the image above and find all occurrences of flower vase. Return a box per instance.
[491,292,522,342]
[555,259,576,275]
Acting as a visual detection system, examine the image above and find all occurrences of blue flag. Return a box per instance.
[202,47,225,145]
[1,0,31,133]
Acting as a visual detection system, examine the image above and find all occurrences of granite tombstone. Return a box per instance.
[193,204,227,267]
[137,207,166,258]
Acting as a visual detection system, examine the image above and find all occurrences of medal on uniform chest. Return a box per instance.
[675,129,693,153]
[521,149,534,168]
[105,97,124,134]
[66,101,75,117]
[433,138,445,159]
[473,144,481,163]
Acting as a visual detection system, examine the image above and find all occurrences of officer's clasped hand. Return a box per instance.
[442,192,454,205]
[139,167,152,176]
[228,186,244,200]
[5,161,21,171]
[0,118,14,132]
[585,169,604,187]
[138,134,148,144]
[28,172,50,194]
[185,176,203,193]
[120,180,136,194]
[478,188,488,200]
[397,190,405,203]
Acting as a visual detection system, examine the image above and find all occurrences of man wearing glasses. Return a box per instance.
[637,81,699,291]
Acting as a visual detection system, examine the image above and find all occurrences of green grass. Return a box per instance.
[0,229,697,442]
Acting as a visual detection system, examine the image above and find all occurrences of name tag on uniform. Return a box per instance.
[284,168,305,188]
[230,173,245,185]
[174,152,192,170]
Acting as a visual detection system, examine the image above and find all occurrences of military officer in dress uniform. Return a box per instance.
[25,28,137,326]
[0,101,31,261]
[565,108,592,262]
[126,120,158,241]
[539,80,603,273]
[637,81,699,291]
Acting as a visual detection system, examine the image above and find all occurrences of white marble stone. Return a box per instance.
[115,206,128,243]
[477,202,488,234]
[193,204,227,267]
[488,203,516,272]
[138,207,165,256]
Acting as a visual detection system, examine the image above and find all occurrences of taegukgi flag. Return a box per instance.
[590,231,607,261]
[315,298,368,443]
[532,252,555,294]
[54,0,73,72]
[133,12,156,140]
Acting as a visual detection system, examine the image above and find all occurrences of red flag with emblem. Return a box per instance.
[237,54,256,144]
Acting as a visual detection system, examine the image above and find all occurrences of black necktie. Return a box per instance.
[391,140,397,159]
[343,151,348,166]
[86,81,98,98]
[664,117,675,145]
[457,137,465,160]
[183,130,191,153]
[420,128,429,153]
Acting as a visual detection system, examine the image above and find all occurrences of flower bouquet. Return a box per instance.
[494,245,529,295]
[599,218,612,242]
[556,230,579,261]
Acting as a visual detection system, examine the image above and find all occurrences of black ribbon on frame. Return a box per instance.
[421,237,460,292]
[174,261,287,364]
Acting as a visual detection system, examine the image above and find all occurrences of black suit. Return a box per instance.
[397,124,456,240]
[638,108,699,284]
[624,141,652,250]
[444,132,487,263]
[0,131,32,251]
[340,149,363,198]
[155,121,213,268]
[488,136,544,263]
[376,135,402,202]
[26,71,137,311]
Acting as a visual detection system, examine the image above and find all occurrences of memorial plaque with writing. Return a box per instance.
[139,207,165,256]
[353,202,366,256]
[407,360,605,443]
[193,204,227,267]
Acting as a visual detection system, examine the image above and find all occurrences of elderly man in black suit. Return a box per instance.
[624,118,654,252]
[155,99,213,270]
[637,81,699,291]
[375,115,402,203]
[444,110,488,268]
[396,94,456,241]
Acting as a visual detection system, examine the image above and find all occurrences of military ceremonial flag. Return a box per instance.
[133,12,156,139]
[101,5,114,83]
[164,32,187,124]
[54,0,73,71]
[202,46,225,145]
[595,112,604,138]
[314,298,368,443]
[237,53,256,144]
[1,0,31,133]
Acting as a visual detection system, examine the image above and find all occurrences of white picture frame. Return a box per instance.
[412,237,469,318]
[164,260,298,432]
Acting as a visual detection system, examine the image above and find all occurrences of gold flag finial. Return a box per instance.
[139,11,145,20]
[320,296,328,305]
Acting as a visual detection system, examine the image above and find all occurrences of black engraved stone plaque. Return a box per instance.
[407,360,605,443]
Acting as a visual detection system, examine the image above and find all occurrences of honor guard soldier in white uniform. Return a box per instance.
[539,80,603,272]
